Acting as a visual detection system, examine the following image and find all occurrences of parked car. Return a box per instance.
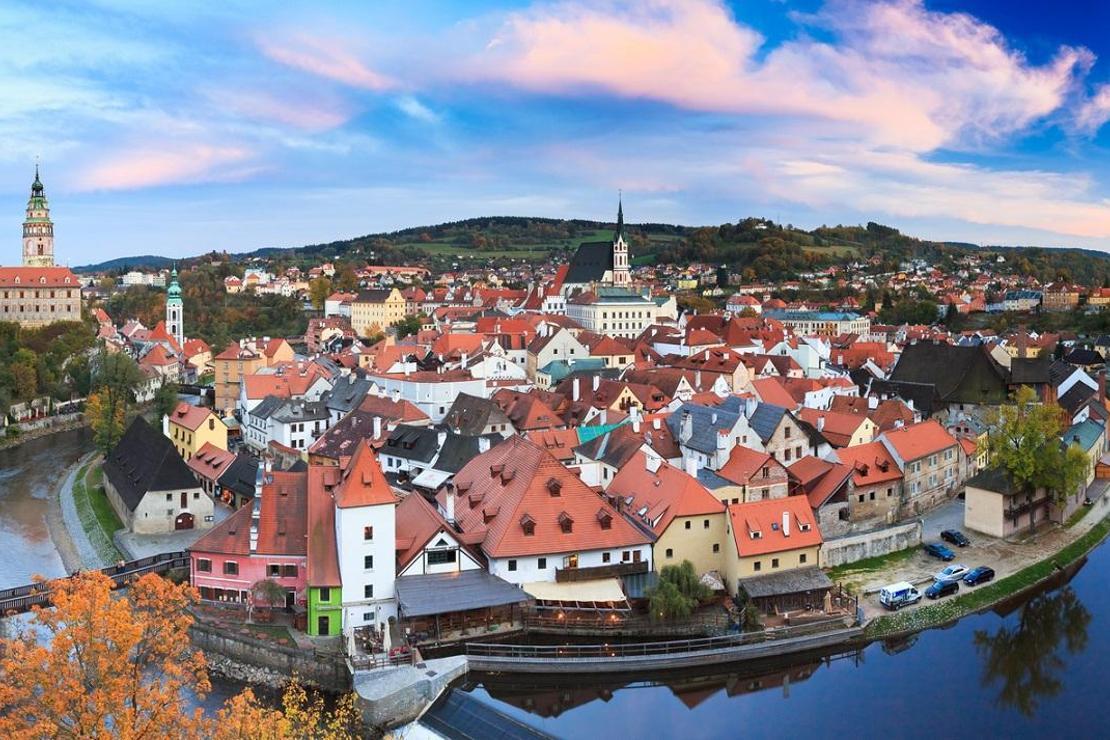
[963,566,996,586]
[925,580,959,600]
[934,564,969,583]
[924,543,956,561]
[941,529,970,547]
[879,582,923,611]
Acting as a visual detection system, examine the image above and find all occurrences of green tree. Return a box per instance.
[647,561,711,621]
[87,390,126,455]
[153,381,181,421]
[393,314,423,339]
[9,362,37,399]
[987,386,1091,519]
[309,277,333,311]
[332,263,360,292]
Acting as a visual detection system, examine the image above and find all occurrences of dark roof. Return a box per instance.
[867,378,941,418]
[890,342,1009,406]
[965,466,1023,496]
[1064,348,1104,367]
[1009,356,1051,385]
[217,454,259,498]
[250,395,285,420]
[435,433,504,473]
[564,240,613,285]
[396,569,531,617]
[383,424,441,463]
[1049,360,1077,388]
[271,399,330,424]
[739,567,832,599]
[324,374,373,415]
[356,289,393,302]
[1058,383,1096,416]
[442,392,511,435]
[103,417,199,512]
[620,570,660,600]
[747,403,787,443]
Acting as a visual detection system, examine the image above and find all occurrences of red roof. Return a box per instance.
[834,442,903,487]
[797,408,871,447]
[881,420,958,462]
[716,446,782,485]
[168,401,217,432]
[395,492,483,571]
[190,470,308,556]
[439,435,651,558]
[186,442,236,481]
[751,377,797,409]
[727,496,823,558]
[787,456,854,508]
[0,266,79,287]
[333,440,397,508]
[307,466,341,587]
[606,452,724,536]
[523,428,580,463]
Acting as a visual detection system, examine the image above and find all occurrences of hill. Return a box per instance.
[73,255,175,274]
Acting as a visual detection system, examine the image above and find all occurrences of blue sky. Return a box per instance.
[5,0,1110,263]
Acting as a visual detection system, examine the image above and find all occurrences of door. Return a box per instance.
[285,591,295,610]
[175,512,195,530]
[317,615,330,635]
[180,491,188,508]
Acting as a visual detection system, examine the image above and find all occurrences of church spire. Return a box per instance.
[615,192,624,241]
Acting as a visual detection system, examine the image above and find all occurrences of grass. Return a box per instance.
[1064,505,1091,529]
[865,513,1110,639]
[825,546,918,586]
[71,461,124,564]
[239,623,295,644]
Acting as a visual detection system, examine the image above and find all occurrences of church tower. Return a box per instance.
[166,265,184,347]
[611,196,630,286]
[23,165,55,267]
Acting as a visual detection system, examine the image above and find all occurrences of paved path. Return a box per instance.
[58,452,112,571]
[116,503,233,560]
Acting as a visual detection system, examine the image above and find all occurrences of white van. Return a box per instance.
[879,581,922,611]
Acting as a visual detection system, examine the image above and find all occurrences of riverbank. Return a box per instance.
[44,451,98,574]
[0,413,88,451]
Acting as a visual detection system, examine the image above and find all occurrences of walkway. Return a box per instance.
[58,452,113,571]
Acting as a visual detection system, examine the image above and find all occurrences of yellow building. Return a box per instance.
[723,496,823,595]
[164,402,228,461]
[351,288,405,337]
[213,337,294,413]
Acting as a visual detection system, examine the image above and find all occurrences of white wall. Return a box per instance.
[335,502,398,635]
[488,545,653,584]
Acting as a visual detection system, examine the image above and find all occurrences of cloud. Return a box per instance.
[255,31,393,91]
[396,95,439,123]
[73,143,254,190]
[204,86,351,132]
[1074,83,1110,133]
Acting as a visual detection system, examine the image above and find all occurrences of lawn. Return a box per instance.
[825,546,918,587]
[865,514,1110,639]
[71,461,124,563]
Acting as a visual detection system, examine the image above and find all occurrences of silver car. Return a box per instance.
[933,564,969,583]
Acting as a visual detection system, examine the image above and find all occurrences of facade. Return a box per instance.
[831,441,903,527]
[561,200,631,294]
[164,401,228,461]
[709,446,789,504]
[165,267,184,348]
[879,420,961,515]
[213,337,294,413]
[566,288,659,339]
[761,309,871,337]
[351,288,405,337]
[964,468,1050,538]
[723,496,823,595]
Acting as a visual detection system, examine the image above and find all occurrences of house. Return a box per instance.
[786,457,854,536]
[963,468,1050,538]
[666,402,757,472]
[164,402,228,461]
[888,342,1009,415]
[831,441,904,529]
[879,419,961,514]
[186,442,237,499]
[746,401,824,465]
[797,408,876,449]
[571,419,678,488]
[702,446,789,505]
[722,496,823,595]
[103,417,214,534]
[565,288,659,339]
[189,466,307,608]
[436,435,654,587]
[526,327,589,380]
[306,465,342,636]
[442,392,514,436]
[351,288,406,337]
[363,369,490,423]
[324,374,375,424]
[214,337,294,413]
[605,451,727,576]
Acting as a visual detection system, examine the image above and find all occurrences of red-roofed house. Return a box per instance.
[879,420,960,513]
[831,442,903,530]
[711,446,789,504]
[163,401,228,461]
[395,493,484,577]
[797,408,877,448]
[723,496,823,594]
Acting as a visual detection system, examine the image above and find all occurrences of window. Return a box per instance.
[507,559,517,572]
[713,543,720,553]
[703,519,710,529]
[364,555,374,570]
[621,550,631,562]
[685,520,691,530]
[166,493,173,502]
[858,494,865,503]
[223,561,239,576]
[784,449,792,462]
[428,549,456,565]
[784,427,791,438]
[364,584,374,599]
[753,561,762,572]
[537,557,547,570]
[193,491,200,500]
[799,553,807,564]
[197,559,211,573]
[268,564,281,578]
[319,587,330,602]
[870,491,876,501]
[363,526,373,540]
[363,612,372,622]
[602,552,611,563]
[665,548,674,559]
[772,558,780,569]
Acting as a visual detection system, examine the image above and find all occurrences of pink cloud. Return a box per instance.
[256,32,393,91]
[74,144,254,190]
[206,87,350,132]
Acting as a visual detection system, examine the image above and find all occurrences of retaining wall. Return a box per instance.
[354,655,469,730]
[819,521,923,568]
[188,621,350,692]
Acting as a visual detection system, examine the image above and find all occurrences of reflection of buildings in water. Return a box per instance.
[991,557,1084,620]
[472,650,863,718]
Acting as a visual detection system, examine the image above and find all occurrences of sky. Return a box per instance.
[6,0,1110,264]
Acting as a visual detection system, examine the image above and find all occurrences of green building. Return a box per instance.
[307,585,342,637]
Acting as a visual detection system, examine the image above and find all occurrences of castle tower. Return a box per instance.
[611,196,630,286]
[166,265,184,347]
[23,165,54,267]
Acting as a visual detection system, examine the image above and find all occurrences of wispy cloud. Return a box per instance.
[73,142,255,191]
[254,31,394,91]
[396,95,439,123]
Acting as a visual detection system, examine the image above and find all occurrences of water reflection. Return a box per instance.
[974,587,1091,717]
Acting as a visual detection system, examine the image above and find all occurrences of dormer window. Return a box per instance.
[558,512,574,533]
[750,530,762,539]
[596,509,612,530]
[520,514,536,536]
[546,478,562,496]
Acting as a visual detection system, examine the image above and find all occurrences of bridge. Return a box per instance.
[0,551,189,616]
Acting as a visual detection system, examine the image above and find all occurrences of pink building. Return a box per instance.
[189,469,309,608]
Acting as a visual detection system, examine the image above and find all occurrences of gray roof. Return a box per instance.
[271,399,330,424]
[442,393,511,435]
[325,375,373,415]
[739,567,832,599]
[965,466,1022,496]
[748,402,787,443]
[696,468,734,491]
[666,402,743,455]
[217,454,259,498]
[564,240,614,285]
[396,570,531,617]
[620,570,659,600]
[250,395,286,421]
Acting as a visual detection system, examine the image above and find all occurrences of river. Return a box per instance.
[450,540,1110,739]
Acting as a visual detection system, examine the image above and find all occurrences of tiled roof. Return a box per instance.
[797,408,869,448]
[333,441,398,508]
[306,466,341,587]
[748,403,787,443]
[833,442,903,486]
[750,378,797,409]
[103,417,198,512]
[716,446,780,485]
[880,419,958,462]
[0,266,79,287]
[168,402,217,432]
[192,470,308,557]
[186,442,236,482]
[607,452,724,536]
[727,497,823,558]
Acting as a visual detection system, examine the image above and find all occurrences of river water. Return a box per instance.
[453,541,1110,739]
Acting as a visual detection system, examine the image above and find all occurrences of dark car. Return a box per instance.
[963,566,995,586]
[941,529,971,547]
[924,543,956,561]
[925,580,959,600]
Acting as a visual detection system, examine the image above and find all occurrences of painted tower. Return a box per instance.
[23,165,54,267]
[166,265,184,347]
[611,196,630,286]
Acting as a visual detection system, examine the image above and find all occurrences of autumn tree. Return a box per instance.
[87,390,126,455]
[309,277,333,311]
[0,572,362,739]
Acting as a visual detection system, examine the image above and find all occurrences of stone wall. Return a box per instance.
[188,621,350,692]
[354,655,469,731]
[1,412,86,449]
[819,520,923,568]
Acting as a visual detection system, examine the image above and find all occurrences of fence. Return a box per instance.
[523,609,731,636]
[0,551,188,615]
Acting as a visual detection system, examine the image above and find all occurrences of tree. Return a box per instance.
[251,578,288,613]
[9,361,37,399]
[0,571,362,739]
[332,263,360,292]
[647,560,712,621]
[393,314,422,339]
[153,380,181,421]
[309,277,333,311]
[987,386,1091,519]
[94,351,144,412]
[87,390,126,455]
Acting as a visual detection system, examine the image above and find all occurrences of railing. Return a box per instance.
[523,609,729,634]
[466,616,852,660]
[0,551,189,616]
[1005,497,1050,520]
[554,560,648,583]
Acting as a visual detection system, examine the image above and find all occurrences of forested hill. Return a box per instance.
[78,215,1110,286]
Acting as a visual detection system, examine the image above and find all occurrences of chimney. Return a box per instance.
[461,351,468,366]
[593,375,600,392]
[817,416,825,432]
[573,378,581,402]
[711,412,718,424]
[695,369,702,389]
[392,388,401,402]
[445,486,456,524]
[745,397,758,419]
[684,456,699,477]
[478,436,491,453]
[646,455,661,474]
[162,413,169,437]
[653,418,661,430]
[867,395,879,410]
[680,411,693,444]
[373,415,382,439]
[782,511,790,537]
[716,430,729,451]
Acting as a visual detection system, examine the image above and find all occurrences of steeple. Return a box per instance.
[166,263,184,347]
[615,192,624,241]
[23,164,54,267]
[610,193,630,286]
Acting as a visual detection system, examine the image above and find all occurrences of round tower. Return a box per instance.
[23,165,54,267]
[166,266,184,347]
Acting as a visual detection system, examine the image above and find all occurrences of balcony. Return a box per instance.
[1005,497,1050,521]
[555,560,648,583]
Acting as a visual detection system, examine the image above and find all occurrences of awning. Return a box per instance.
[523,578,628,608]
[739,567,832,599]
[396,570,531,618]
[411,467,452,490]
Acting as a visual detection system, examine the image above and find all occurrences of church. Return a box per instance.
[561,199,632,295]
[0,168,81,328]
